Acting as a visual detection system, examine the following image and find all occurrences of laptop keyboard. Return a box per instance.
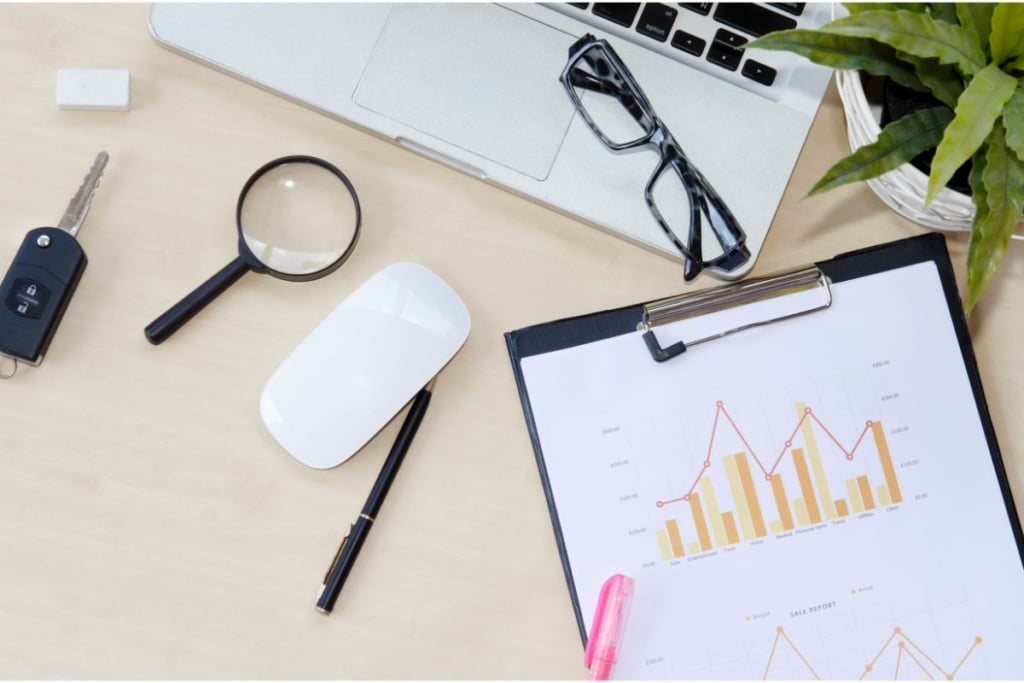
[550,2,829,101]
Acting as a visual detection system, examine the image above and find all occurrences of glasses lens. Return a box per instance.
[239,161,359,276]
[568,45,654,147]
[649,160,745,266]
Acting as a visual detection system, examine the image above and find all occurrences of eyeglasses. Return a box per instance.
[560,34,749,281]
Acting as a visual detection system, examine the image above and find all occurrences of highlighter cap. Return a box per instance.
[584,574,635,675]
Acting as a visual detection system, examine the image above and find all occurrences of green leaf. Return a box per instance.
[990,4,1024,63]
[1011,54,1024,72]
[965,123,1024,311]
[898,53,964,108]
[821,10,986,76]
[745,30,925,90]
[955,4,995,52]
[927,63,1018,205]
[844,4,928,14]
[1003,89,1024,161]
[1009,35,1024,62]
[807,106,953,196]
[965,147,990,312]
[928,3,959,26]
[969,145,990,227]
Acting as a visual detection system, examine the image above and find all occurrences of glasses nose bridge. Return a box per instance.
[649,123,673,154]
[651,128,692,177]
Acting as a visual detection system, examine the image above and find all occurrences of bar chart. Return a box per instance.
[655,400,905,560]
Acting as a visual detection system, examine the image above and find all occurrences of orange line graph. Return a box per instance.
[762,626,821,680]
[760,626,982,680]
[657,401,874,508]
[858,627,982,680]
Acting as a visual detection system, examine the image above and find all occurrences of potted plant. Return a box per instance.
[747,3,1024,311]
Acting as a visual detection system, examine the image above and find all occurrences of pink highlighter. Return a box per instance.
[584,574,635,680]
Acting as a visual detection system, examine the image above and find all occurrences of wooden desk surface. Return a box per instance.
[2,4,1022,678]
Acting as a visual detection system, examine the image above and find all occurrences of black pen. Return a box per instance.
[315,379,436,614]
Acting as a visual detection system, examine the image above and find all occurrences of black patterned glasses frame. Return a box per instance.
[560,34,749,281]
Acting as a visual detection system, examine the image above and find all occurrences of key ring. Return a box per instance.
[0,356,17,380]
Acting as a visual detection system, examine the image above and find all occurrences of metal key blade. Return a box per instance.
[57,151,109,237]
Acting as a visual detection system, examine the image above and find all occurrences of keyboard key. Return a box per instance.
[544,1,805,103]
[742,59,777,85]
[713,3,797,37]
[769,3,806,16]
[637,3,678,42]
[593,3,641,27]
[671,29,706,56]
[713,28,748,49]
[707,42,743,71]
[679,3,712,15]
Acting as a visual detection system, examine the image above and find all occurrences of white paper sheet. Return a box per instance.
[521,262,1024,679]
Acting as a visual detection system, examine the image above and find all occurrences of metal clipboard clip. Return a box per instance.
[638,266,833,362]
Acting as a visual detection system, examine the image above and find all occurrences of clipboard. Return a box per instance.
[505,234,1024,679]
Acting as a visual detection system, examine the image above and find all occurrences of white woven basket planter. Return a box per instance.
[835,69,980,232]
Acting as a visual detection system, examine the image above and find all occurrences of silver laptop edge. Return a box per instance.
[148,3,835,281]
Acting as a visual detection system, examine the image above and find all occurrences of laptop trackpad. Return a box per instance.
[353,4,576,181]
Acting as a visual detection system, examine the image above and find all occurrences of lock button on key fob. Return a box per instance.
[6,278,52,320]
[0,228,87,364]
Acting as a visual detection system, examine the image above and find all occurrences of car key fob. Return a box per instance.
[0,152,107,374]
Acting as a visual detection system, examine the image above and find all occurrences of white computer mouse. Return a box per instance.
[260,262,471,469]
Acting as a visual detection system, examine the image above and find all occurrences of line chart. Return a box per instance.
[761,626,982,680]
[657,401,876,507]
[653,400,905,560]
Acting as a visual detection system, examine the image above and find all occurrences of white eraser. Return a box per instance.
[57,68,131,111]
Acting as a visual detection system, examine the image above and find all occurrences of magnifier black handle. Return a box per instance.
[145,257,250,345]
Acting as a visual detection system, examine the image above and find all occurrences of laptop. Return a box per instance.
[148,3,834,281]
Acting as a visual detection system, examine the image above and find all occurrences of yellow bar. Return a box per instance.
[770,520,783,534]
[725,454,755,540]
[846,478,865,513]
[736,452,767,538]
[770,474,794,531]
[873,421,903,503]
[793,498,810,527]
[666,519,685,558]
[700,476,728,548]
[834,498,849,517]
[857,475,876,510]
[656,530,673,561]
[876,485,892,507]
[687,541,702,555]
[792,448,822,523]
[722,512,740,545]
[690,492,713,552]
[797,402,836,520]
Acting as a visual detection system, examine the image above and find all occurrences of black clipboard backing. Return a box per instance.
[506,234,1024,680]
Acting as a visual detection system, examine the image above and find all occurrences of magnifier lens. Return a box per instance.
[240,161,359,276]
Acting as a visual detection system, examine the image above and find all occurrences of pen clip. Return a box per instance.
[321,523,354,588]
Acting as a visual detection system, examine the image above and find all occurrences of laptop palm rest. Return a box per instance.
[353,4,578,181]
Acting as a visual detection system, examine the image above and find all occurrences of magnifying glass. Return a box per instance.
[145,155,361,345]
